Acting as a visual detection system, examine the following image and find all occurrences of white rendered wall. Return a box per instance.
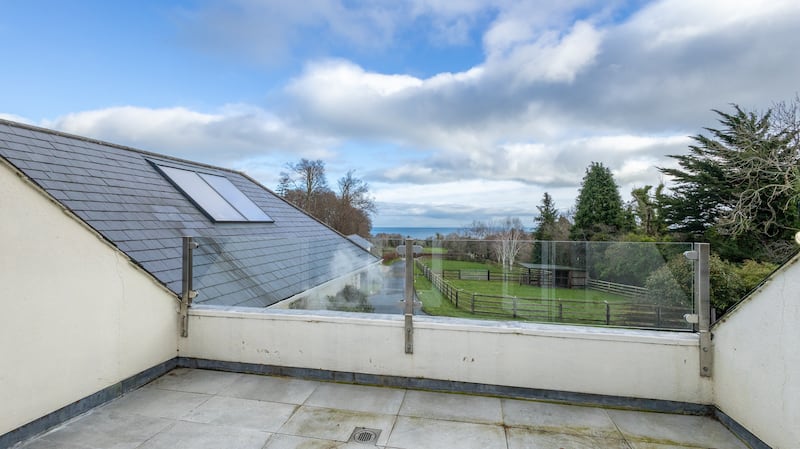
[0,162,179,435]
[180,306,712,404]
[713,256,800,449]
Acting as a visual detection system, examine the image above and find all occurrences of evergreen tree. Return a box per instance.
[570,162,627,240]
[660,105,800,262]
[533,192,559,240]
[630,184,667,237]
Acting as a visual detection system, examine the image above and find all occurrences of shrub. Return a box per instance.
[644,256,693,307]
[735,259,778,293]
[643,253,749,313]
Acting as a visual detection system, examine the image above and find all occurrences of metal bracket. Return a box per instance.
[404,314,414,354]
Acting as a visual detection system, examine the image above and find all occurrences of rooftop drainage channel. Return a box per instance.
[349,427,381,444]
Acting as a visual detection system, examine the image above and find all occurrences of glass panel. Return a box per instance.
[189,233,697,331]
[199,173,273,222]
[413,238,694,331]
[158,165,245,221]
[191,235,383,310]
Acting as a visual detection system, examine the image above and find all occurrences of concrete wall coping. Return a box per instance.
[190,305,699,346]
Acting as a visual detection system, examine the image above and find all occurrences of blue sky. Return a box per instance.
[3,0,800,228]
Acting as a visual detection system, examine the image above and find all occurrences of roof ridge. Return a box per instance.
[0,117,243,176]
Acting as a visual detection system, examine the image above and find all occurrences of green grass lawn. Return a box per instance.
[414,273,486,319]
[413,256,691,330]
[414,258,640,325]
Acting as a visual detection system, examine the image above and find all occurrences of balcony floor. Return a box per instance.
[18,368,749,449]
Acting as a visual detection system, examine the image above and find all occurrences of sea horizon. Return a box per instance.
[371,226,466,239]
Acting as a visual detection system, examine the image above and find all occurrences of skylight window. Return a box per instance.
[154,163,273,223]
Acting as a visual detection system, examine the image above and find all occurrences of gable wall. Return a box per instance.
[0,161,179,435]
[712,255,800,449]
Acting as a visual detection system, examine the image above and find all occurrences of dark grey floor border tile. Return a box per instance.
[714,408,772,449]
[177,357,710,415]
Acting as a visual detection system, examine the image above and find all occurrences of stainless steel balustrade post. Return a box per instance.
[695,243,712,377]
[684,243,712,377]
[404,238,414,354]
[180,236,199,338]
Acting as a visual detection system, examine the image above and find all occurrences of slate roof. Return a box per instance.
[0,119,378,307]
[346,234,373,251]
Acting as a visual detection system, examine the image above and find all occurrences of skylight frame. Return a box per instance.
[152,161,274,223]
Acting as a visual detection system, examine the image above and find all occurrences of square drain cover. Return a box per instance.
[349,427,381,444]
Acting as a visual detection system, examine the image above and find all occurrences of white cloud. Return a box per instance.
[288,60,424,101]
[628,0,799,49]
[43,105,336,165]
[486,20,604,84]
[0,113,33,124]
[11,0,800,227]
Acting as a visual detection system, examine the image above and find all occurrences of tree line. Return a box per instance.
[276,159,375,238]
[424,100,798,313]
[536,100,800,265]
[530,100,800,312]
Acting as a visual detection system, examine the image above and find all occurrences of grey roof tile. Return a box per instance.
[1,119,376,306]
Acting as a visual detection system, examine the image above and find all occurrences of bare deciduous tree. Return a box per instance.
[488,217,529,272]
[277,159,330,212]
[278,161,375,237]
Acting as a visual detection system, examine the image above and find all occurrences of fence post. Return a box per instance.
[604,301,610,325]
[656,306,662,328]
[487,269,490,281]
[513,297,517,318]
[455,290,459,308]
[558,301,563,322]
[471,293,475,313]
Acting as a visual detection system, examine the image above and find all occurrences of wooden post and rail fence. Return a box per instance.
[415,261,691,330]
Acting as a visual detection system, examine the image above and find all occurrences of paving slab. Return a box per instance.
[22,409,174,449]
[304,382,406,415]
[219,373,319,404]
[101,388,211,420]
[627,442,714,449]
[135,421,269,449]
[277,406,396,446]
[18,438,87,449]
[386,416,506,449]
[264,433,386,449]
[506,427,632,449]
[182,396,297,432]
[502,398,623,438]
[607,409,750,449]
[399,390,503,424]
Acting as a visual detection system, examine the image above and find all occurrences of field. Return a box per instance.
[414,257,691,330]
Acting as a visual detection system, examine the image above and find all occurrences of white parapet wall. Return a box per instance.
[713,255,800,449]
[180,306,712,405]
[0,162,180,436]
